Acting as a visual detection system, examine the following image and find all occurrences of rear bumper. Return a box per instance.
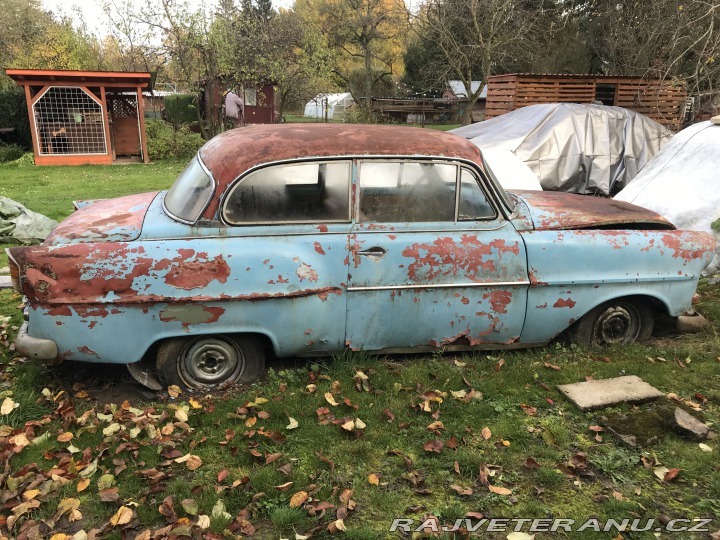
[15,322,59,361]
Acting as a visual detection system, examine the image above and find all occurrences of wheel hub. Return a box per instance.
[180,337,244,386]
[594,305,639,345]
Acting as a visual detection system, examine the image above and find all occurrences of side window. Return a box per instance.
[458,168,497,220]
[359,161,456,222]
[223,161,350,224]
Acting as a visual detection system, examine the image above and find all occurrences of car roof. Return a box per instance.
[198,124,484,219]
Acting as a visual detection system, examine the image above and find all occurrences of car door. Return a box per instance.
[220,159,353,356]
[345,160,529,351]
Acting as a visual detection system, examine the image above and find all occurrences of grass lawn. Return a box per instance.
[1,162,719,539]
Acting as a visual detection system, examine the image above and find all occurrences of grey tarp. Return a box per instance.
[615,118,720,273]
[451,103,671,195]
[0,197,57,243]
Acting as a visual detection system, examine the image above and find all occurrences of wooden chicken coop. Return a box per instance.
[486,74,687,130]
[6,69,153,165]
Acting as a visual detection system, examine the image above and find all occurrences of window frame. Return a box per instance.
[163,154,217,225]
[220,158,353,226]
[355,158,500,224]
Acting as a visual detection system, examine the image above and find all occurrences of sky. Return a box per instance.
[42,0,293,37]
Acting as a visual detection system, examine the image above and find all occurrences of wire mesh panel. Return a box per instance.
[32,86,107,156]
[108,95,138,118]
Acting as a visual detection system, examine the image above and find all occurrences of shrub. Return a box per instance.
[163,94,198,127]
[146,120,204,161]
[0,143,25,163]
[0,89,32,148]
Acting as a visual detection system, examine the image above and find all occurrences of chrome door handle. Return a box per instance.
[356,247,387,260]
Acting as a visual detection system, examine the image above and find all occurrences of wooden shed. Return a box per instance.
[6,69,152,165]
[486,74,687,130]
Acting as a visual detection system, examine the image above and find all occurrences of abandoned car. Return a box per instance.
[7,124,715,389]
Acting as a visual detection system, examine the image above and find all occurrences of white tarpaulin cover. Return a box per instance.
[451,103,671,196]
[615,118,720,273]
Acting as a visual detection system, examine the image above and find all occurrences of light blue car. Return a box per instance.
[7,124,715,390]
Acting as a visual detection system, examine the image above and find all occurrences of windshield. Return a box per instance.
[163,156,214,223]
[480,155,516,213]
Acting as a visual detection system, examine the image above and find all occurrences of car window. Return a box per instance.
[223,161,351,224]
[358,161,457,222]
[164,157,214,223]
[458,168,497,220]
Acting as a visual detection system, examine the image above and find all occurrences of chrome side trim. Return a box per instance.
[346,281,530,292]
[532,276,694,286]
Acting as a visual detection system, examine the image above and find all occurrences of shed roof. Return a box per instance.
[6,69,153,89]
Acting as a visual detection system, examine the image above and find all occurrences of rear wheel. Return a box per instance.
[570,299,654,347]
[156,335,264,390]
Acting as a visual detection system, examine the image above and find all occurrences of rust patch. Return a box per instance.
[77,346,100,358]
[296,263,319,282]
[158,249,231,290]
[661,232,715,261]
[482,290,512,314]
[402,236,520,281]
[313,242,326,255]
[553,298,576,309]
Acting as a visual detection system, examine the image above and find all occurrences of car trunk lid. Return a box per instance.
[512,190,674,231]
[44,192,160,245]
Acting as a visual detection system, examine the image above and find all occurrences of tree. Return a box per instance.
[413,0,551,124]
[297,0,408,114]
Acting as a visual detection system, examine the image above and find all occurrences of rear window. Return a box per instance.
[164,157,214,223]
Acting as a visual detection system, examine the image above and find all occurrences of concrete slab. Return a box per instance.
[558,375,664,411]
[0,276,12,289]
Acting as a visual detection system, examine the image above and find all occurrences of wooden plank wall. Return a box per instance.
[485,74,686,130]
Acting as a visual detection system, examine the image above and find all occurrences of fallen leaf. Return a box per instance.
[507,533,535,540]
[325,392,339,406]
[77,478,90,492]
[653,466,670,481]
[286,417,299,430]
[699,443,712,452]
[189,398,202,409]
[275,481,294,491]
[423,440,444,453]
[494,358,505,371]
[167,385,181,398]
[488,484,512,496]
[99,488,119,502]
[481,427,492,440]
[181,499,198,515]
[427,421,444,431]
[57,431,74,442]
[197,515,210,529]
[450,484,473,496]
[664,468,681,482]
[175,409,188,422]
[23,489,41,500]
[1,397,17,415]
[368,473,380,485]
[354,418,366,430]
[544,362,561,370]
[341,419,355,431]
[110,506,133,527]
[289,491,309,508]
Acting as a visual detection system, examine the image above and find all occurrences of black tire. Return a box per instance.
[156,334,264,390]
[569,298,654,347]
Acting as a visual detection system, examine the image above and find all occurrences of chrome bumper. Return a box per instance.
[15,322,59,361]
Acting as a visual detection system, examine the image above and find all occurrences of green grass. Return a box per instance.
[0,161,719,538]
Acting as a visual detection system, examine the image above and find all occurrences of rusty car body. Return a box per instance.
[6,124,715,389]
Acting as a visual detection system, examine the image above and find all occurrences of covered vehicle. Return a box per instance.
[451,103,671,195]
[615,117,720,273]
[6,124,714,390]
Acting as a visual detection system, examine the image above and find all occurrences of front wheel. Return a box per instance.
[569,299,654,347]
[156,335,264,390]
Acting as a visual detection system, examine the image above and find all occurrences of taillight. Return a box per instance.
[5,249,22,294]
